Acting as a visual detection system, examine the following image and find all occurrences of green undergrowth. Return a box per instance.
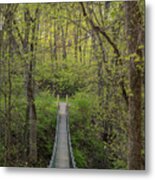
[69,92,110,169]
[35,91,57,167]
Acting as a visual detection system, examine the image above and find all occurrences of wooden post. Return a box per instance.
[66,94,68,105]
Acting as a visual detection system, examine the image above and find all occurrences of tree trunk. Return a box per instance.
[3,5,15,166]
[61,25,67,59]
[22,7,40,165]
[124,1,144,170]
[53,19,57,61]
[74,25,78,61]
[28,9,39,164]
[27,60,37,164]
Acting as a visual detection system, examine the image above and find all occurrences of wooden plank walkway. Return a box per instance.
[54,102,70,168]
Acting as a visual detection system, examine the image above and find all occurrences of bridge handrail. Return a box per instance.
[66,105,76,168]
[48,104,60,168]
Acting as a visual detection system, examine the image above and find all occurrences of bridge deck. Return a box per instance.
[54,102,70,168]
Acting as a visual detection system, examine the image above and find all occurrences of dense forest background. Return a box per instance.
[0,1,144,169]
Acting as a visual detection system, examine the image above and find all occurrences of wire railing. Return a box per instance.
[66,106,76,168]
[48,110,60,168]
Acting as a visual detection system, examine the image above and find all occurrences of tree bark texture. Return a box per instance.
[125,1,144,170]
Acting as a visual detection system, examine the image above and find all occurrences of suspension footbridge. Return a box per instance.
[48,100,76,168]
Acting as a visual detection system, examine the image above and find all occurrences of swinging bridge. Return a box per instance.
[48,96,76,168]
